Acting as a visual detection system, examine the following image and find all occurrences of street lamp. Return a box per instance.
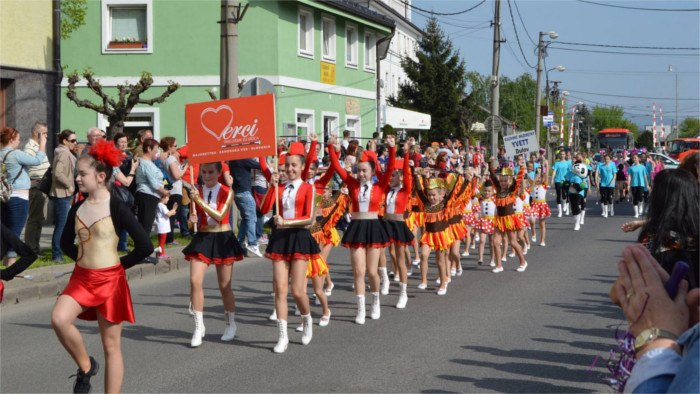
[545,65,565,108]
[669,65,679,138]
[534,31,559,144]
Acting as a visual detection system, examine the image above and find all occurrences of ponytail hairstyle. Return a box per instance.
[79,139,126,186]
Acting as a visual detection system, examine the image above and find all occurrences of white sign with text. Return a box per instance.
[503,130,540,158]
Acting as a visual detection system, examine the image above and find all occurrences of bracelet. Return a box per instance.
[127,173,135,177]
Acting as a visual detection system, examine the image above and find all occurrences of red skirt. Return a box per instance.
[462,211,478,227]
[61,264,135,324]
[522,205,534,219]
[419,229,454,251]
[531,201,551,219]
[515,213,530,228]
[494,214,525,232]
[450,221,469,240]
[476,217,494,234]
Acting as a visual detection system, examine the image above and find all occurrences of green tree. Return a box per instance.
[499,73,536,132]
[591,105,639,138]
[637,130,654,150]
[61,0,88,40]
[679,117,700,138]
[389,16,466,142]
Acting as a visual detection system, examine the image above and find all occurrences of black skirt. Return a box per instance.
[382,219,415,246]
[265,227,320,261]
[341,219,390,248]
[183,232,244,264]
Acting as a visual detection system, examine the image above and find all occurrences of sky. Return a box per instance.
[410,0,700,131]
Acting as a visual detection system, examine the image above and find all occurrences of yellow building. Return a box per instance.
[0,0,59,140]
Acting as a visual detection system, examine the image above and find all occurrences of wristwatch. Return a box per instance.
[634,328,678,351]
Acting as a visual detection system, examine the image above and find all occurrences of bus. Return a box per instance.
[668,137,700,161]
[598,128,634,151]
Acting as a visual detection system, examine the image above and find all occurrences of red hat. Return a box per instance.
[288,142,305,157]
[278,152,287,165]
[361,150,377,163]
[394,159,404,169]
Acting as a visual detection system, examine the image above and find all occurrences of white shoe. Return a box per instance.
[470,244,476,249]
[508,253,516,258]
[516,262,528,272]
[190,307,205,348]
[407,268,413,276]
[523,247,528,255]
[269,293,277,320]
[436,278,441,284]
[396,284,408,309]
[580,211,585,225]
[319,310,331,327]
[314,294,321,305]
[417,283,427,290]
[450,268,456,276]
[456,268,463,276]
[394,275,400,282]
[539,242,546,247]
[411,259,420,266]
[489,261,496,267]
[461,250,470,256]
[531,236,537,242]
[324,283,334,296]
[370,292,381,319]
[475,234,480,242]
[246,244,263,258]
[300,314,313,345]
[220,311,237,342]
[634,205,639,218]
[610,204,615,217]
[602,205,608,217]
[273,320,289,353]
[574,214,581,231]
[294,305,301,316]
[492,266,504,273]
[437,285,447,295]
[501,256,507,262]
[355,295,366,324]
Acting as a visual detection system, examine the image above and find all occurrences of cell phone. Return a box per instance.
[665,261,690,299]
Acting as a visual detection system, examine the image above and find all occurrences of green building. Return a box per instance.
[60,0,395,145]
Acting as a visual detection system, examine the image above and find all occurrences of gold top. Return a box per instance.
[75,215,121,269]
[190,185,234,223]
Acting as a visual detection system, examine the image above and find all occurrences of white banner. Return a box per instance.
[503,130,539,158]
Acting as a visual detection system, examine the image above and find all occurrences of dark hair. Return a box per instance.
[359,159,375,173]
[679,151,700,180]
[78,153,114,184]
[113,132,128,145]
[309,160,319,171]
[638,169,699,288]
[286,153,306,165]
[142,138,159,154]
[0,127,19,145]
[343,130,350,137]
[159,136,176,151]
[58,129,75,144]
[372,132,379,139]
[201,161,222,172]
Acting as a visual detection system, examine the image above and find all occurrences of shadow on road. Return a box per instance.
[428,376,595,393]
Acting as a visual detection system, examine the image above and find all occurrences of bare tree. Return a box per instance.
[66,70,180,138]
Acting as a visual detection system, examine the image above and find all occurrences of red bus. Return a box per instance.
[598,128,634,151]
[668,137,700,161]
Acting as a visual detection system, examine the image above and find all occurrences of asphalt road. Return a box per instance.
[1,200,638,393]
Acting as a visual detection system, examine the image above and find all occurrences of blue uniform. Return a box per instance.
[597,162,617,187]
[628,164,648,189]
[552,160,571,183]
[567,173,587,196]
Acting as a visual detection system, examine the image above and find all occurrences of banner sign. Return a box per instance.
[503,130,539,158]
[185,94,276,164]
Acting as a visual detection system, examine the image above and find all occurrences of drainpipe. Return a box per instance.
[375,28,394,137]
[52,0,62,156]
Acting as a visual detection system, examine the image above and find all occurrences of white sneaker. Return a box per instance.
[370,293,381,319]
[246,244,263,258]
[489,261,496,267]
[220,311,237,342]
[461,250,470,256]
[273,320,289,353]
[411,259,420,266]
[355,295,366,325]
[531,236,537,242]
[417,283,427,290]
[491,266,504,273]
[501,256,507,262]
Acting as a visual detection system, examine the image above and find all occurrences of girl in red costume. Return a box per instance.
[489,164,528,273]
[327,135,395,324]
[530,170,550,246]
[446,168,477,277]
[51,140,154,393]
[260,142,324,353]
[182,162,245,348]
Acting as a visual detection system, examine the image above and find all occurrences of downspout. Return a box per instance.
[53,0,62,156]
[376,28,394,136]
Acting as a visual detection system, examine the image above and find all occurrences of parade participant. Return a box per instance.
[550,150,571,217]
[567,162,589,231]
[477,180,496,266]
[327,136,395,323]
[596,153,617,217]
[460,181,479,257]
[627,154,652,218]
[614,161,628,203]
[260,142,325,353]
[447,167,477,277]
[408,176,425,267]
[51,140,153,393]
[530,170,550,246]
[512,181,531,256]
[182,162,245,348]
[489,164,527,273]
[1,223,38,303]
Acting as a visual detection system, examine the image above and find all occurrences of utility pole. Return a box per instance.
[489,0,501,158]
[534,31,558,147]
[220,0,248,99]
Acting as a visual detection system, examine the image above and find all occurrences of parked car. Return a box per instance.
[648,152,679,169]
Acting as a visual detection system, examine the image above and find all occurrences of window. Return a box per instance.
[345,24,358,68]
[102,0,153,54]
[364,31,376,71]
[97,107,160,141]
[322,112,339,141]
[346,116,361,139]
[296,109,314,136]
[322,16,336,62]
[298,8,314,58]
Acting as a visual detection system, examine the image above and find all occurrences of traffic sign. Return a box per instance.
[543,111,554,127]
[485,116,502,133]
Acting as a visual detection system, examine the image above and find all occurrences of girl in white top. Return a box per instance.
[154,195,177,258]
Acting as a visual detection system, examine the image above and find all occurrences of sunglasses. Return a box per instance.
[67,139,77,143]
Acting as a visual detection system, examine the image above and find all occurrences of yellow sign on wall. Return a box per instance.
[321,61,336,85]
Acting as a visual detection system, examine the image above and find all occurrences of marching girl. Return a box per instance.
[511,182,531,256]
[52,140,153,393]
[469,188,482,250]
[327,136,395,324]
[447,169,477,276]
[460,186,479,256]
[259,142,324,353]
[530,170,550,246]
[408,184,424,267]
[182,162,245,348]
[476,181,496,266]
[489,165,528,273]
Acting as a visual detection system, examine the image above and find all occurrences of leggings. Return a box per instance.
[165,193,183,243]
[569,193,583,215]
[136,192,159,234]
[631,186,644,205]
[600,187,613,205]
[554,182,568,205]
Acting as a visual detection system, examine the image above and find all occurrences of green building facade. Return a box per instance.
[61,0,394,145]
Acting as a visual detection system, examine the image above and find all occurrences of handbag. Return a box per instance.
[38,166,53,195]
[1,149,21,203]
[112,182,135,207]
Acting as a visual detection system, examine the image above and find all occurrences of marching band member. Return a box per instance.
[530,170,550,246]
[489,164,527,273]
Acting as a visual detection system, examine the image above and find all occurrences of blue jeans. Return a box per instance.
[52,197,72,260]
[1,197,29,258]
[234,191,257,246]
[178,202,191,237]
[118,229,128,251]
[254,186,267,239]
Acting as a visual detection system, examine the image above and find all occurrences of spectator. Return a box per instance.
[135,138,169,233]
[652,156,665,180]
[23,121,50,254]
[0,127,46,266]
[131,129,153,158]
[113,133,134,176]
[160,137,184,244]
[112,133,138,251]
[341,130,351,150]
[229,158,262,257]
[81,127,103,155]
[49,129,77,262]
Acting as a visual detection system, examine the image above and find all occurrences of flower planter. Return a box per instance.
[108,41,146,49]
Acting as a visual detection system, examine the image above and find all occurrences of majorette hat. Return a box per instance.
[278,152,287,165]
[393,158,404,169]
[288,142,305,157]
[425,178,446,190]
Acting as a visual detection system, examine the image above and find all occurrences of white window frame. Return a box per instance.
[321,15,336,63]
[295,109,315,136]
[364,30,376,72]
[102,0,153,54]
[298,7,314,59]
[97,107,160,140]
[321,111,340,140]
[345,23,358,69]
[345,115,361,139]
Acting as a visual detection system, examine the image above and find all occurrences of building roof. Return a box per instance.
[369,0,423,36]
[321,0,396,28]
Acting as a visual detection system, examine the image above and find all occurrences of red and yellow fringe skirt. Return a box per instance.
[419,229,455,251]
[306,255,329,278]
[494,214,525,232]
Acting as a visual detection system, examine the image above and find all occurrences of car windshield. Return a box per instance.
[668,141,685,154]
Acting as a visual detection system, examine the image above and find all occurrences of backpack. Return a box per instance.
[1,149,21,203]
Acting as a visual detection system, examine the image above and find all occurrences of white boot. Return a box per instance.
[273,320,289,353]
[300,313,313,345]
[640,202,645,215]
[355,295,366,325]
[220,311,237,341]
[370,292,381,319]
[396,283,408,309]
[189,305,205,348]
[557,204,562,218]
[573,214,581,231]
[634,205,639,218]
[602,204,608,218]
[565,202,571,216]
[269,294,277,321]
[379,267,390,295]
[609,204,615,217]
[580,210,585,225]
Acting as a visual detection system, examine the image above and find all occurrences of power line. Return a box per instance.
[568,89,700,101]
[565,68,699,76]
[553,41,699,51]
[576,0,700,12]
[549,46,700,57]
[506,0,535,68]
[512,0,536,45]
[399,0,487,16]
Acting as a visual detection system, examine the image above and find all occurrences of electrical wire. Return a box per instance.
[553,41,699,51]
[568,89,700,101]
[512,0,536,45]
[399,0,487,16]
[548,46,700,57]
[506,0,535,68]
[576,0,700,12]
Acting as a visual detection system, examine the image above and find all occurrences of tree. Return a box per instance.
[61,0,88,40]
[637,131,654,150]
[389,16,466,142]
[591,105,639,138]
[66,70,180,138]
[679,117,700,138]
[499,73,537,132]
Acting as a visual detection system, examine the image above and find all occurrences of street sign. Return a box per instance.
[240,77,276,98]
[543,111,554,127]
[484,116,502,133]
[550,124,560,134]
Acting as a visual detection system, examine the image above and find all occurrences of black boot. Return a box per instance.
[72,356,99,393]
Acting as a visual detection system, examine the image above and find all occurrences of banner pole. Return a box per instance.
[274,157,279,216]
[189,165,196,232]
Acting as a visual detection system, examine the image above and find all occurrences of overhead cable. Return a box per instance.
[553,41,699,51]
[506,0,535,68]
[549,47,700,57]
[399,0,487,16]
[576,0,700,12]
